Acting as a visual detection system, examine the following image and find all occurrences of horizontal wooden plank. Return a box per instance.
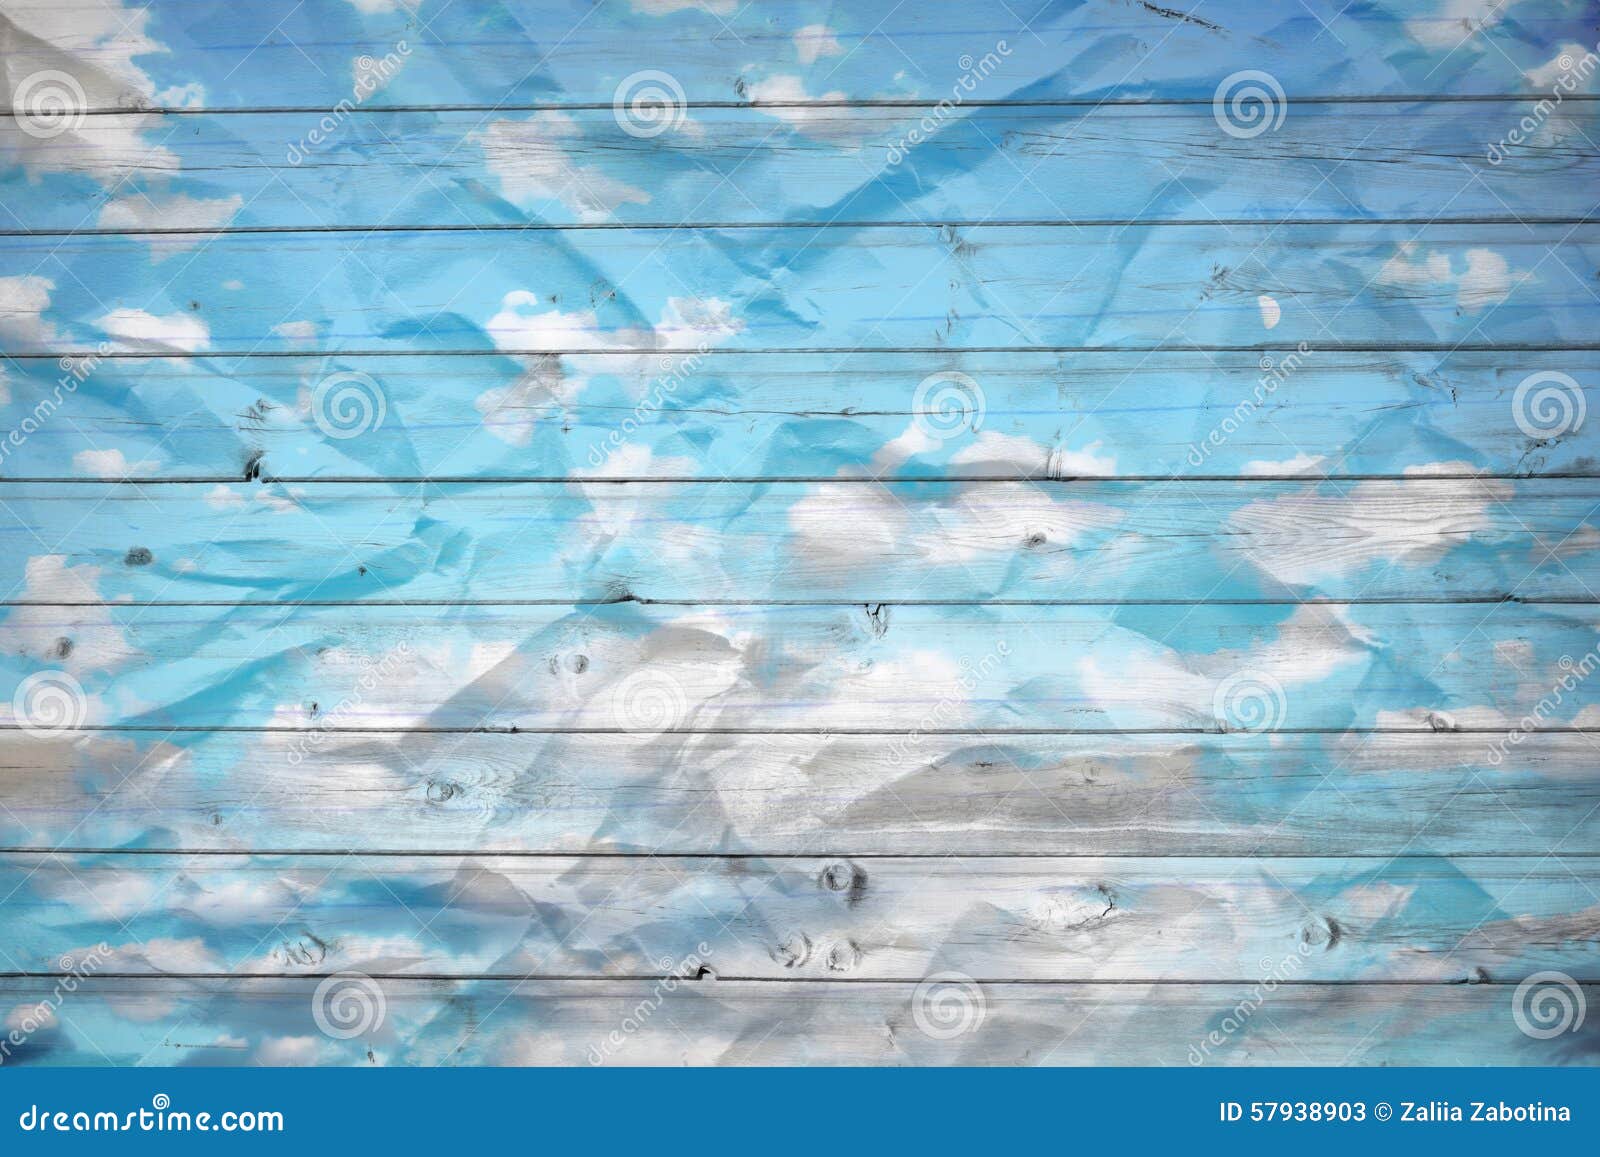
[11,103,1599,229]
[2,977,1594,1066]
[6,0,1588,111]
[3,479,1599,602]
[4,731,1597,856]
[4,350,1597,481]
[5,224,1594,353]
[1,601,1595,731]
[4,853,1595,982]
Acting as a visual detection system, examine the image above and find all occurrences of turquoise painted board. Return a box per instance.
[1,0,1599,1068]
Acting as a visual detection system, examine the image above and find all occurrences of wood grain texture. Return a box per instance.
[4,853,1596,982]
[4,479,1600,601]
[11,103,1599,229]
[7,0,1590,108]
[5,0,1600,1069]
[5,730,1596,856]
[8,224,1595,354]
[2,977,1595,1067]
[5,351,1597,482]
[3,602,1595,731]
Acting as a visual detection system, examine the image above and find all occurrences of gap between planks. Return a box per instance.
[0,973,1563,984]
[6,216,1594,237]
[23,94,1600,116]
[14,343,1600,359]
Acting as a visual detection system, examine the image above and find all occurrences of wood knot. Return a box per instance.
[826,940,862,972]
[124,547,153,566]
[770,932,812,968]
[426,780,460,803]
[819,859,867,905]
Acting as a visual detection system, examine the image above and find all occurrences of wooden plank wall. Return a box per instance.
[1,0,1599,1067]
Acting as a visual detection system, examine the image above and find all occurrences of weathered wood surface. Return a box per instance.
[2,978,1595,1067]
[5,479,1600,601]
[2,602,1594,732]
[5,731,1596,856]
[4,0,1600,1068]
[5,0,1590,108]
[4,853,1596,982]
[11,103,1600,229]
[4,351,1598,482]
[6,225,1595,353]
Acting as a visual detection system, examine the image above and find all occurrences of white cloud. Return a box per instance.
[744,75,862,140]
[1525,43,1598,88]
[4,554,133,672]
[795,23,843,64]
[343,0,423,12]
[97,193,243,257]
[1405,0,1510,49]
[1376,241,1518,313]
[476,291,742,442]
[270,320,320,341]
[1456,247,1512,311]
[96,308,210,352]
[0,275,58,345]
[475,112,651,221]
[1241,453,1325,476]
[787,482,1124,568]
[1076,605,1366,728]
[631,0,736,13]
[1228,478,1512,589]
[0,1,187,180]
[73,448,159,478]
